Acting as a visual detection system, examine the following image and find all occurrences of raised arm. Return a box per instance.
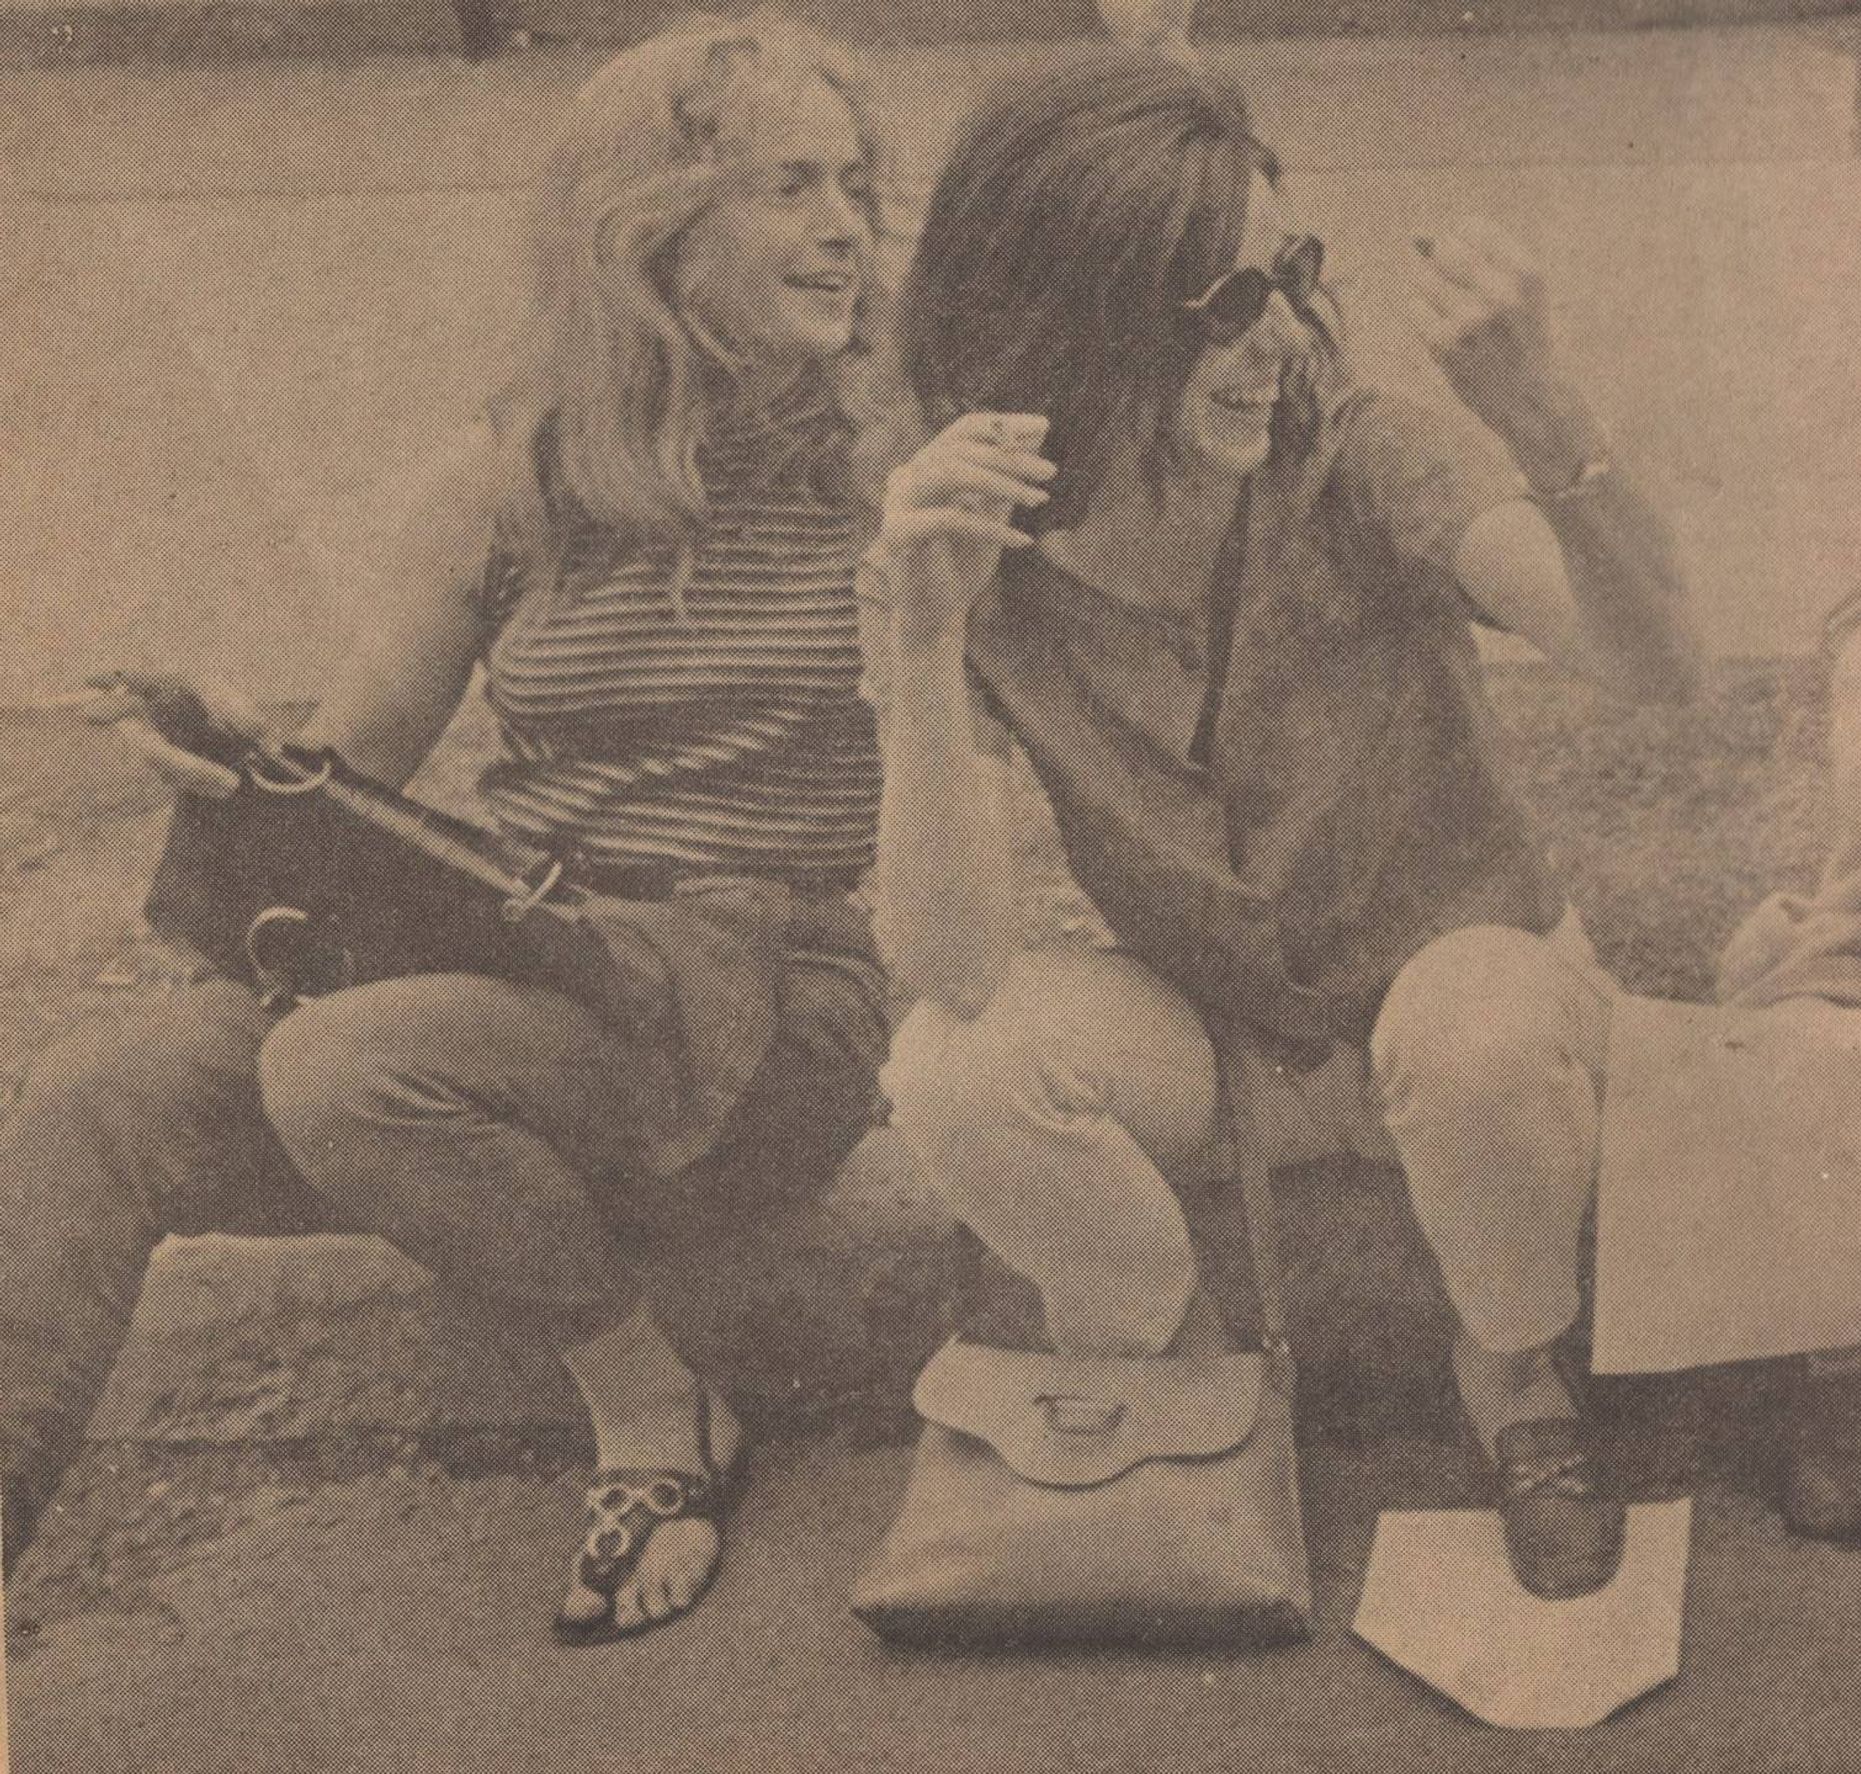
[869,414,1053,1016]
[1413,219,1703,704]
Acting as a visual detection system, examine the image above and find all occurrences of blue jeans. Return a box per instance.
[1,921,885,1566]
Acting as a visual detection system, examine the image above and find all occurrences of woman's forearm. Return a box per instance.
[1506,381,1702,704]
[1414,224,1701,703]
[876,623,1016,1017]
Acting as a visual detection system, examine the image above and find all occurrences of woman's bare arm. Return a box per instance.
[873,594,1018,1017]
[1416,220,1703,704]
[296,421,502,791]
[1453,477,1700,704]
[867,413,1052,1015]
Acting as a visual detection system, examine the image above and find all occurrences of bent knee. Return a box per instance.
[886,948,1214,1155]
[884,991,1040,1150]
[1373,925,1573,1088]
[257,989,396,1149]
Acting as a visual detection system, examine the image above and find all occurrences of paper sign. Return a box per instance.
[1353,1499,1692,1730]
[1595,995,1861,1374]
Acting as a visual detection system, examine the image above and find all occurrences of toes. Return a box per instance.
[608,1583,650,1633]
[557,1578,610,1629]
[562,1515,721,1639]
[640,1574,677,1621]
[634,1521,720,1620]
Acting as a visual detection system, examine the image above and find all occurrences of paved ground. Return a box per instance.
[9,25,1861,1773]
[9,1431,1858,1774]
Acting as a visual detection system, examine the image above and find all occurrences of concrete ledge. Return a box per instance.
[88,1145,1460,1451]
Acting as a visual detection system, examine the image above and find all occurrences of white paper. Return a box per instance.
[1352,1499,1692,1730]
[1595,995,1861,1375]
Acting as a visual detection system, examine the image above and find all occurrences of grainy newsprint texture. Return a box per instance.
[6,2,1861,1769]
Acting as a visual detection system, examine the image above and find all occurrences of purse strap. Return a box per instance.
[1221,1067,1295,1386]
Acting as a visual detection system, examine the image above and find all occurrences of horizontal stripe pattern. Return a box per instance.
[479,399,880,877]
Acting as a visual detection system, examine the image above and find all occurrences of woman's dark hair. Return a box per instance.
[896,48,1283,528]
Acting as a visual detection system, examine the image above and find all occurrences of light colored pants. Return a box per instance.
[885,920,1614,1357]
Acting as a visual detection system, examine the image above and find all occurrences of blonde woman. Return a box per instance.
[3,13,890,1642]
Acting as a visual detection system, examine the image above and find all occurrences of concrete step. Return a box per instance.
[80,1148,1467,1453]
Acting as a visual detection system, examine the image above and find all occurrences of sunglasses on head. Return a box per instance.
[1182,235,1324,347]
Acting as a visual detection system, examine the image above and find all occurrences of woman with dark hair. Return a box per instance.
[3,12,890,1641]
[868,47,1700,1601]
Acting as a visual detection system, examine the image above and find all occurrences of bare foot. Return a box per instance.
[555,1393,743,1640]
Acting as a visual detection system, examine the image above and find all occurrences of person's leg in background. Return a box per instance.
[259,971,745,1637]
[1372,917,1621,1596]
[0,978,325,1576]
[1771,594,1861,1538]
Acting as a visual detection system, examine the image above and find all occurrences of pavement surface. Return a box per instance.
[9,1431,1857,1774]
[8,26,1861,1774]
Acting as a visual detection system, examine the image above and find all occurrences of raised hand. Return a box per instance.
[1408,218,1597,488]
[872,413,1053,650]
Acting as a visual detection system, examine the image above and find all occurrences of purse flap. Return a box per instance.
[912,1340,1265,1488]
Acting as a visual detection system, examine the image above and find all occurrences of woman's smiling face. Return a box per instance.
[671,76,875,371]
[1175,172,1318,479]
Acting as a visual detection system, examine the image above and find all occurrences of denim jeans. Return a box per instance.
[1,917,885,1565]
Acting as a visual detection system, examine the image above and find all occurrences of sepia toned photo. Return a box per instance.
[5,0,1861,1764]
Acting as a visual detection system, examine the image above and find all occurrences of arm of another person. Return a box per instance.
[1413,220,1703,704]
[867,414,1054,1017]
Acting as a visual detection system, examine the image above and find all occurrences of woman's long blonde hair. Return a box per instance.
[490,12,885,564]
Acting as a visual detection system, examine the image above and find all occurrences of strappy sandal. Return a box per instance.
[552,1396,742,1646]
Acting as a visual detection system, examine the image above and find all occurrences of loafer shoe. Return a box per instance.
[1478,1418,1626,1600]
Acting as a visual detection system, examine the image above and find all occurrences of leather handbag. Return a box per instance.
[117,676,790,1176]
[851,1130,1312,1650]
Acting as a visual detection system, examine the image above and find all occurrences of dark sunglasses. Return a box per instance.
[1182,235,1324,347]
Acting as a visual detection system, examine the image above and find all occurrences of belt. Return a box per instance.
[562,852,866,902]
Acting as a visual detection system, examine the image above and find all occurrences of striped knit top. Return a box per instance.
[476,385,881,879]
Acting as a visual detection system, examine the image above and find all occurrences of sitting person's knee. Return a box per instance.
[885,990,1047,1151]
[886,948,1215,1170]
[1372,925,1569,1096]
[256,993,380,1150]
